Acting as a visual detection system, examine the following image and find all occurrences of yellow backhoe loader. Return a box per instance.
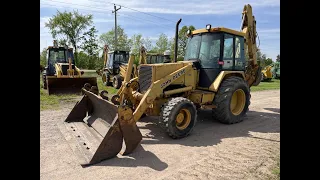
[42,41,98,95]
[58,4,261,166]
[261,65,273,81]
[97,45,147,89]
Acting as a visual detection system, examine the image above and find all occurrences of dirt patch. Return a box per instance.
[40,90,280,180]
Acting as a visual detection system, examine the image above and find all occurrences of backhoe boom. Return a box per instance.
[241,4,261,86]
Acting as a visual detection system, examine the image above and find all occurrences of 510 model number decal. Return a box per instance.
[160,69,186,88]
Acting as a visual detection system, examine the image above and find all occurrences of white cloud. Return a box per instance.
[40,17,52,51]
[40,0,110,13]
[93,18,113,23]
[258,28,280,33]
[257,28,280,41]
[263,11,280,16]
[40,17,50,29]
[148,36,158,41]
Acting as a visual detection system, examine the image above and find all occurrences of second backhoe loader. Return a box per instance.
[97,45,149,89]
[42,41,97,95]
[261,65,273,81]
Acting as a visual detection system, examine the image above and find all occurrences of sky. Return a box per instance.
[40,0,280,60]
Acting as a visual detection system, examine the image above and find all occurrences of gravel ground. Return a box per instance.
[40,90,280,180]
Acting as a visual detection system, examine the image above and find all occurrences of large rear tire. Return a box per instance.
[160,97,197,139]
[212,76,250,124]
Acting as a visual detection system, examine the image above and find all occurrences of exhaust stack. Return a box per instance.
[174,18,182,62]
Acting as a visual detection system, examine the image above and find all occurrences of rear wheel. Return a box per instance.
[103,73,112,86]
[160,97,197,139]
[212,76,250,124]
[113,75,122,89]
[42,73,47,89]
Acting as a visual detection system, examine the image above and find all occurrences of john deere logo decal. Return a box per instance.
[161,69,186,88]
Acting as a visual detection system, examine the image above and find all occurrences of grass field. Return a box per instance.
[40,72,280,111]
[251,79,280,92]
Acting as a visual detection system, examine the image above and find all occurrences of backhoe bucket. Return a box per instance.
[47,77,97,95]
[58,89,142,166]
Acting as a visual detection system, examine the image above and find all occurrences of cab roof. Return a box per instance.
[108,50,129,54]
[190,27,245,37]
[47,46,73,51]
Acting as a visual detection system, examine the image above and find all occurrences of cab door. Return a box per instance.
[221,33,245,71]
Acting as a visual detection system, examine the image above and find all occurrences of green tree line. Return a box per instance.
[41,10,277,70]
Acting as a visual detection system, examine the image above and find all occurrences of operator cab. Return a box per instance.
[146,54,165,64]
[184,26,246,88]
[106,50,130,75]
[46,46,75,76]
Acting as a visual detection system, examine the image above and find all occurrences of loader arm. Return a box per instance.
[54,64,63,77]
[74,66,82,77]
[103,45,109,68]
[132,64,193,122]
[138,46,147,65]
[119,65,128,77]
[240,4,261,86]
[67,57,74,77]
[115,45,148,97]
[117,54,136,103]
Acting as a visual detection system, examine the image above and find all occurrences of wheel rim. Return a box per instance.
[175,108,191,130]
[230,89,246,116]
[102,74,106,83]
[113,79,117,87]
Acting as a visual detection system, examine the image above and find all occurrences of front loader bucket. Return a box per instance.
[47,77,97,95]
[58,89,142,166]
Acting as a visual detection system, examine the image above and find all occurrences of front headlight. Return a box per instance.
[206,24,211,30]
[187,29,191,35]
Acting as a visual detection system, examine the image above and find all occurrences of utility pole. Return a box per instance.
[112,4,121,50]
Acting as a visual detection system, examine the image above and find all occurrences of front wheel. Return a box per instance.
[212,76,250,124]
[160,97,197,139]
[113,75,122,89]
[103,73,112,86]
